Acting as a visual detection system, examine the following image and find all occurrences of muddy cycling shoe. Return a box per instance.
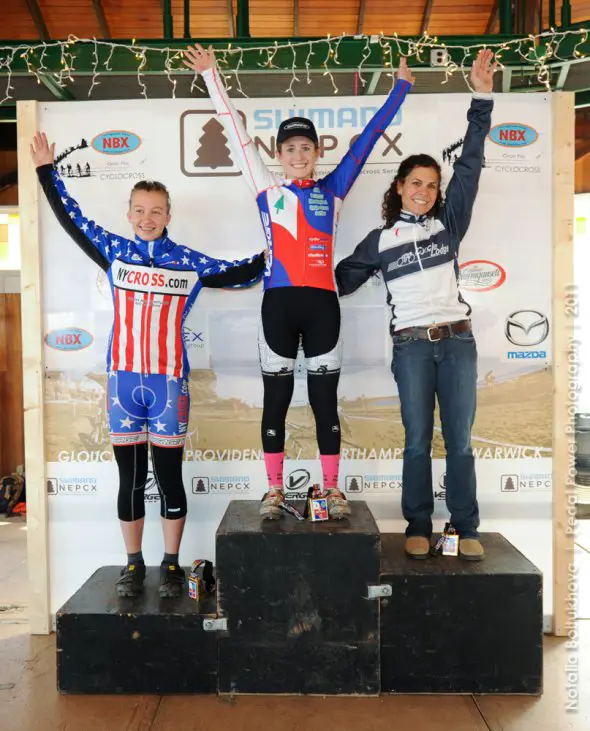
[325,488,351,519]
[159,563,186,598]
[260,488,285,520]
[116,562,146,598]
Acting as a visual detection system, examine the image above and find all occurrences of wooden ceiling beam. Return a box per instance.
[24,0,50,41]
[421,0,434,35]
[485,1,499,34]
[228,0,235,36]
[91,0,111,38]
[357,0,366,35]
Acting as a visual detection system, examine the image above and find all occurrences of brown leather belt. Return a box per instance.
[393,319,471,342]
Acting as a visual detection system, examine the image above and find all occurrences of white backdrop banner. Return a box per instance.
[38,92,553,618]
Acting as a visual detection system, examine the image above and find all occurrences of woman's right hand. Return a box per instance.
[397,57,415,86]
[183,44,216,74]
[30,132,55,167]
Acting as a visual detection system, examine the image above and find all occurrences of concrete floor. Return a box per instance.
[0,516,588,731]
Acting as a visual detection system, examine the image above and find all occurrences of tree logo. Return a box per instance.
[345,475,363,493]
[501,474,519,492]
[180,110,246,177]
[192,477,210,494]
[194,118,233,170]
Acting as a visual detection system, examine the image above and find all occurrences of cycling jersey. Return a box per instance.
[202,67,411,292]
[37,164,265,379]
[335,95,493,331]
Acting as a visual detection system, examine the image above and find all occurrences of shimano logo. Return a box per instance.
[253,107,402,131]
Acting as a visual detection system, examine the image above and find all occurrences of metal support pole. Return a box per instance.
[236,0,251,38]
[184,0,191,39]
[549,0,556,28]
[499,0,513,34]
[163,0,173,39]
[561,0,572,29]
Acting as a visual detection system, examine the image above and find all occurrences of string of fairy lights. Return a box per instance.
[0,27,588,104]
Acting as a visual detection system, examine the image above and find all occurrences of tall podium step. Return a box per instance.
[215,500,381,695]
[379,533,543,694]
[56,566,217,694]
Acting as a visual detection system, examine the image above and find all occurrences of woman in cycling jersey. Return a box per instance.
[336,49,496,560]
[31,132,265,597]
[184,44,414,519]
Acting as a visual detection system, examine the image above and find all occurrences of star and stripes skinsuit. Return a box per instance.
[37,164,264,521]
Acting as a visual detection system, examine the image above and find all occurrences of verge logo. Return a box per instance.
[145,471,161,502]
[285,468,311,497]
[434,473,446,501]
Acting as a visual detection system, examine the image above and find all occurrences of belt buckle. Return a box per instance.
[427,326,441,342]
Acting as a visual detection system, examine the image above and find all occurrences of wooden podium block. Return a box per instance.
[379,533,543,694]
[215,500,381,695]
[56,566,217,694]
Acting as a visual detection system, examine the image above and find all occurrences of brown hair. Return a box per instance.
[382,154,443,228]
[129,180,171,212]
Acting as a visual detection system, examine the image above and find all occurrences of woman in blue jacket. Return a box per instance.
[336,49,496,561]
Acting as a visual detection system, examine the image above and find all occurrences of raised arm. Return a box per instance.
[335,229,382,296]
[31,132,120,272]
[194,250,266,289]
[321,58,414,200]
[442,49,496,246]
[184,44,280,196]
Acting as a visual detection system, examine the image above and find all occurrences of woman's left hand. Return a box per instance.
[470,49,497,93]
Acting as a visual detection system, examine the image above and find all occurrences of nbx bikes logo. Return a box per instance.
[505,310,549,360]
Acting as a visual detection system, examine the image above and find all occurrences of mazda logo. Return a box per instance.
[505,310,549,346]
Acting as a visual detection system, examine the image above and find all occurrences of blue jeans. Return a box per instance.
[391,327,479,539]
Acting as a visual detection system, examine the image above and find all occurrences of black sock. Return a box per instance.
[162,552,179,566]
[127,551,144,565]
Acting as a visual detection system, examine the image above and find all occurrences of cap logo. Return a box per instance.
[284,121,310,130]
